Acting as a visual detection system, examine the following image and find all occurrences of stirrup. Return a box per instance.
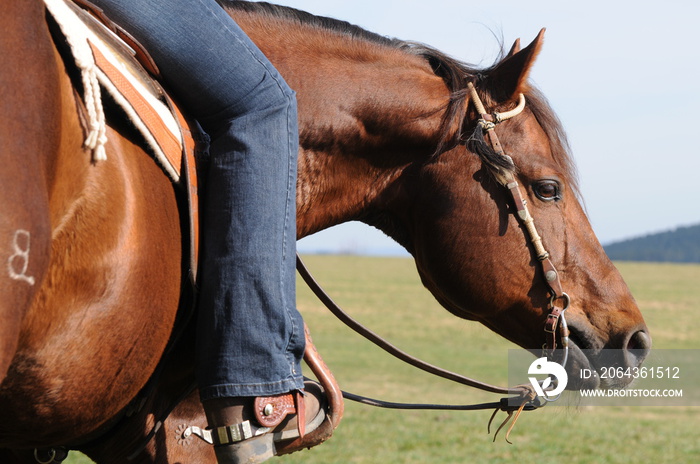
[211,433,275,464]
[184,381,329,462]
[186,405,328,464]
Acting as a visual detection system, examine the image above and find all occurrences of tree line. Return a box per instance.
[604,223,700,263]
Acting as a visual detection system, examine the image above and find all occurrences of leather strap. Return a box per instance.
[296,255,527,397]
[467,83,570,357]
[253,393,298,428]
[302,324,344,428]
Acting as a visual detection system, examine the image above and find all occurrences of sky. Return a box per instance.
[267,0,700,255]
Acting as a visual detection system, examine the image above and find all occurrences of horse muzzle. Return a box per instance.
[564,321,652,390]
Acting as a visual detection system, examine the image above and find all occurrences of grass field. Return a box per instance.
[66,256,699,464]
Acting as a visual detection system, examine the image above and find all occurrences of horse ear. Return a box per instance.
[504,38,521,59]
[484,28,545,101]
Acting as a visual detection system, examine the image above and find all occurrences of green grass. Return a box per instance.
[66,257,699,463]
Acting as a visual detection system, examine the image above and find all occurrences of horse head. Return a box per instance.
[403,31,650,388]
[232,3,652,390]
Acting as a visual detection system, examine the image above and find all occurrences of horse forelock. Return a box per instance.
[417,56,578,196]
[375,38,578,192]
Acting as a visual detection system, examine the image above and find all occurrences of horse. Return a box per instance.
[0,1,651,462]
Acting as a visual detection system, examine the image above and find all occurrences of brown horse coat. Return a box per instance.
[0,2,648,462]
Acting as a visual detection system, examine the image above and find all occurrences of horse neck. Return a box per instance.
[230,11,454,238]
[297,72,455,239]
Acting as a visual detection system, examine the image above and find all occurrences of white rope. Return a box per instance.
[519,202,548,260]
[467,82,488,115]
[44,0,108,161]
[495,94,526,122]
[467,83,526,123]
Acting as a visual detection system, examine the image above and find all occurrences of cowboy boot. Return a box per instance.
[201,380,328,464]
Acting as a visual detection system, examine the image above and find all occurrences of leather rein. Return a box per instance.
[296,83,572,439]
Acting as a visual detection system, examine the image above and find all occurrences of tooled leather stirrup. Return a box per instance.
[201,390,309,449]
[183,324,343,457]
[274,323,344,454]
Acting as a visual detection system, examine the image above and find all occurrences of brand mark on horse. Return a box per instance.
[8,229,35,285]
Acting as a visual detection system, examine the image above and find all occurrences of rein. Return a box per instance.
[297,254,543,443]
[297,255,526,397]
[297,254,545,442]
[297,83,572,441]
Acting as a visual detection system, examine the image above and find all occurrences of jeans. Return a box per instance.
[90,0,304,400]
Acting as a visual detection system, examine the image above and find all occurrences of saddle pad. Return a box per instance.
[44,0,183,183]
[45,0,201,282]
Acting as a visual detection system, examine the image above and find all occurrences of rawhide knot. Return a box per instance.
[477,119,496,132]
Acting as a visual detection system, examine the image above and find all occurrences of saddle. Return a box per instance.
[44,0,343,455]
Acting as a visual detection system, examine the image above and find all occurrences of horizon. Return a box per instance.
[298,220,700,257]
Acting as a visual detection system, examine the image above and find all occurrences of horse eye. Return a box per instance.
[533,180,561,202]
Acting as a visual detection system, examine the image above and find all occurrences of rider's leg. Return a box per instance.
[88,1,319,462]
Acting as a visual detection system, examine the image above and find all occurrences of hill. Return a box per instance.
[604,223,700,263]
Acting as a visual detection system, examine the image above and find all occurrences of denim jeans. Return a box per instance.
[90,0,304,400]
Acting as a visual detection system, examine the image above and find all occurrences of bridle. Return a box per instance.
[465,82,571,368]
[296,82,572,441]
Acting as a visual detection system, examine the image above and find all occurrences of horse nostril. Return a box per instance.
[626,330,651,366]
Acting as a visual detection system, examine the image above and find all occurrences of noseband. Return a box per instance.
[466,82,570,369]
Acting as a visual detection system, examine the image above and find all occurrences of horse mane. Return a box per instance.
[222,1,577,191]
[221,1,404,48]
